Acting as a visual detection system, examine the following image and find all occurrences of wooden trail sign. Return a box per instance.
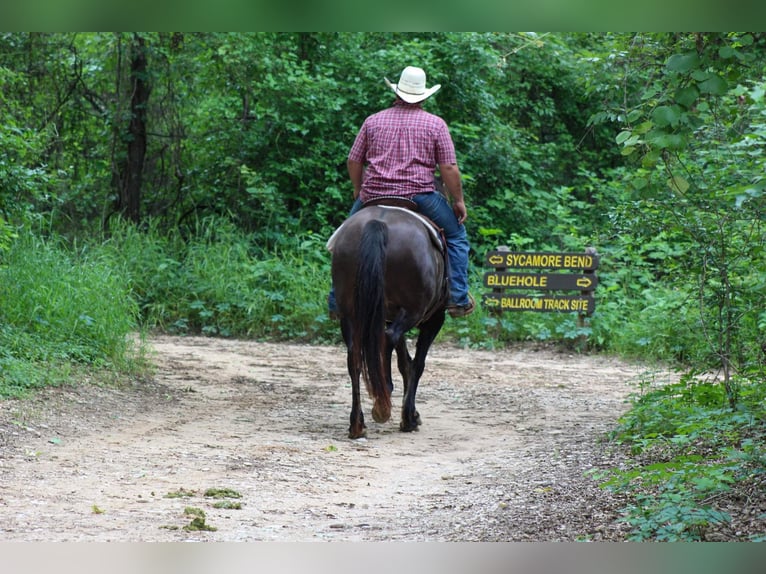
[482,247,599,316]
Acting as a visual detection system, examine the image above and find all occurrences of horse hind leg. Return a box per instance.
[386,308,416,389]
[394,336,413,396]
[394,337,420,431]
[400,311,445,433]
[369,310,410,425]
[342,318,366,439]
[349,365,367,438]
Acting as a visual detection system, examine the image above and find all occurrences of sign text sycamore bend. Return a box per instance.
[485,251,599,271]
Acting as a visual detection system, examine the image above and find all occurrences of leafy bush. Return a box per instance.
[592,372,766,541]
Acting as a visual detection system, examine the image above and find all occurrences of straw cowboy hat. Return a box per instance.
[384,66,441,104]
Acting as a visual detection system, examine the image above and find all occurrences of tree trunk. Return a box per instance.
[119,33,150,224]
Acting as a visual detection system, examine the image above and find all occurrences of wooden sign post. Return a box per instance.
[482,246,600,347]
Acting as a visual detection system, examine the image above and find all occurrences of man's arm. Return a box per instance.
[439,163,467,224]
[348,159,364,200]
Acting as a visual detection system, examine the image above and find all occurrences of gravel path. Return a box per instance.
[1,336,657,541]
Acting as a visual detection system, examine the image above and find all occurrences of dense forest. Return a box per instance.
[1,32,765,540]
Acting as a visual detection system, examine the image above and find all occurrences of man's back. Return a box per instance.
[349,101,456,201]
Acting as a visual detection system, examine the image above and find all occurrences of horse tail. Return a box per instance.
[352,219,391,422]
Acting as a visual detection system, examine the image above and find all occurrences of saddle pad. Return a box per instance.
[326,206,443,252]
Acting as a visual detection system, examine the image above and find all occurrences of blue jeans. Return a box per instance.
[329,192,471,310]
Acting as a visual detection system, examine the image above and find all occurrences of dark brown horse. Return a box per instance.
[330,204,448,439]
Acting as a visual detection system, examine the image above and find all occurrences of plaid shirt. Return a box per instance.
[348,100,457,201]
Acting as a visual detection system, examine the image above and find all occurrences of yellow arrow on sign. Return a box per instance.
[576,277,593,288]
[483,297,500,307]
[488,254,505,266]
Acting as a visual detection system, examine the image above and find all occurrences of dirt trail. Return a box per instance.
[0,336,661,541]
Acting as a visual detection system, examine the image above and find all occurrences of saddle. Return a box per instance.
[360,197,445,253]
[326,197,445,254]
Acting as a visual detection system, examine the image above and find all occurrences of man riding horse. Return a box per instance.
[329,65,475,319]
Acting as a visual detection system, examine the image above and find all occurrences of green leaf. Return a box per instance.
[675,85,699,109]
[641,149,661,168]
[204,488,242,498]
[697,74,728,96]
[666,52,700,73]
[737,33,754,46]
[692,476,726,492]
[616,130,632,144]
[635,120,654,135]
[652,105,681,128]
[646,130,686,151]
[667,176,690,193]
[641,84,661,101]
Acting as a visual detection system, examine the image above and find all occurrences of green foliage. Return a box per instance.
[0,232,141,397]
[0,214,17,255]
[585,33,766,409]
[0,63,52,221]
[100,216,338,342]
[593,372,766,541]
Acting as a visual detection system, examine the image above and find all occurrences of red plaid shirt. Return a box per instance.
[348,100,457,201]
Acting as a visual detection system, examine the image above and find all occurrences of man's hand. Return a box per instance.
[439,163,467,224]
[452,200,467,224]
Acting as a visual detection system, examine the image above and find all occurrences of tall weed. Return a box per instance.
[0,232,140,396]
[101,217,337,341]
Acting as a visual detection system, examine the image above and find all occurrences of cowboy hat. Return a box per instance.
[384,66,441,104]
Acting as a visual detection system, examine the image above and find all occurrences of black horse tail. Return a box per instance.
[353,219,391,423]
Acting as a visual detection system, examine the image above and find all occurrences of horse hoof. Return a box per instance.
[399,408,421,432]
[399,421,420,433]
[348,426,367,439]
[372,402,391,423]
[372,410,391,423]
